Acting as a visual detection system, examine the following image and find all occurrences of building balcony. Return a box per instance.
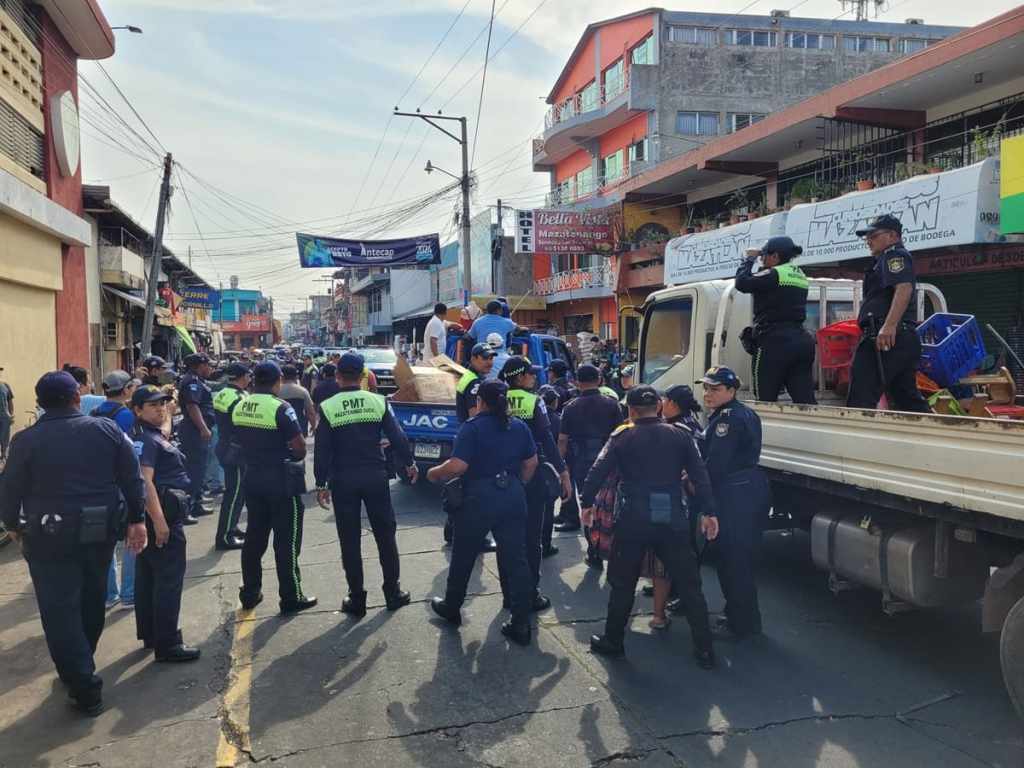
[349,269,390,294]
[100,245,146,290]
[616,247,665,291]
[534,264,615,304]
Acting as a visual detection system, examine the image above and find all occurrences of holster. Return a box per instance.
[740,326,760,355]
[159,488,189,527]
[618,481,686,531]
[442,477,465,511]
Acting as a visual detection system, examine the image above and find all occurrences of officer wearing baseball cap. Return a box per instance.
[498,356,570,612]
[1,371,148,715]
[582,385,719,668]
[697,366,772,640]
[178,353,215,520]
[140,355,166,386]
[314,352,416,617]
[233,361,316,614]
[213,362,251,550]
[545,359,576,409]
[734,235,816,405]
[849,214,930,413]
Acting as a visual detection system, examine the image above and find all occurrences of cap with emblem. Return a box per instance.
[698,366,742,389]
[547,359,568,377]
[760,235,802,259]
[35,371,79,407]
[337,352,365,374]
[253,361,282,385]
[142,355,166,370]
[184,353,210,368]
[577,363,600,383]
[855,213,902,238]
[131,385,173,407]
[626,385,660,407]
[470,342,496,359]
[224,362,250,379]
[101,369,133,394]
[499,356,537,382]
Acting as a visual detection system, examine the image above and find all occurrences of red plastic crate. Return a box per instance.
[817,319,861,370]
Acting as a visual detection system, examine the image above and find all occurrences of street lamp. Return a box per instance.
[424,160,460,181]
[111,25,143,33]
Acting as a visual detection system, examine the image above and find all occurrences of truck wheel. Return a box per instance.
[1001,594,1024,720]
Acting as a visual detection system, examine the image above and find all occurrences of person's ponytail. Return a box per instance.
[479,380,511,429]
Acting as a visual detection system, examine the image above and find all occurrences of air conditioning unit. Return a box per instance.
[770,9,790,17]
[905,18,924,24]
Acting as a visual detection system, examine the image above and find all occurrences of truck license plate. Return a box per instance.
[414,443,442,459]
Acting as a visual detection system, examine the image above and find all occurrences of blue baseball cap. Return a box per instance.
[698,366,742,389]
[253,360,282,385]
[547,359,569,376]
[576,364,600,383]
[470,342,496,359]
[35,371,79,406]
[224,362,250,379]
[338,352,364,374]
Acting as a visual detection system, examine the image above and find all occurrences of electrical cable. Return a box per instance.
[470,0,498,169]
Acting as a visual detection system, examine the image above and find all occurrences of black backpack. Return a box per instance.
[90,401,128,423]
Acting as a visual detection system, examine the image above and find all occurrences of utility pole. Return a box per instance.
[141,152,173,356]
[394,110,472,304]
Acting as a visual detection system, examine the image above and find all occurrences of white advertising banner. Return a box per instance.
[664,213,787,285]
[787,158,1002,266]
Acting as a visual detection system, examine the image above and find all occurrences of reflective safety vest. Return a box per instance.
[320,389,387,427]
[507,389,538,421]
[774,263,809,289]
[231,393,282,430]
[599,386,619,400]
[456,370,478,394]
[213,386,245,414]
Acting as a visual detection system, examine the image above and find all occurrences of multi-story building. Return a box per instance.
[213,279,273,350]
[531,7,961,344]
[0,0,115,429]
[348,267,392,345]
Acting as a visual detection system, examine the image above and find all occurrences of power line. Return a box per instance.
[471,0,498,170]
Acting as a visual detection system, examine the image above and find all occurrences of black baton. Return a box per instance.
[867,313,887,390]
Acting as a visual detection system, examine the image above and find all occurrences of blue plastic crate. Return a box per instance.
[917,313,986,388]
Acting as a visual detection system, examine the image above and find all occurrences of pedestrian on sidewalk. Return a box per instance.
[178,354,216,521]
[212,363,251,551]
[0,365,14,463]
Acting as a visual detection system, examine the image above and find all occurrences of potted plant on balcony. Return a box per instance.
[725,188,750,225]
[787,178,822,207]
[894,161,932,182]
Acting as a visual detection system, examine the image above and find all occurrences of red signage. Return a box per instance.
[915,244,1024,276]
[517,205,617,255]
[221,314,271,333]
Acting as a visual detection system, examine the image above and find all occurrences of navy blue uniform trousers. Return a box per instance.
[179,426,210,515]
[216,463,246,545]
[330,469,400,597]
[135,521,186,652]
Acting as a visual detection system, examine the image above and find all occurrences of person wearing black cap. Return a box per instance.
[314,352,416,617]
[498,356,570,611]
[848,214,930,413]
[698,366,772,639]
[427,380,538,645]
[734,236,817,405]
[233,361,317,614]
[213,363,251,551]
[130,385,202,663]
[556,363,624,547]
[178,353,215,520]
[582,385,719,667]
[545,358,576,409]
[139,355,167,386]
[0,371,148,715]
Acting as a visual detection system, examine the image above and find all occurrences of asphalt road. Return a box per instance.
[1,465,1022,767]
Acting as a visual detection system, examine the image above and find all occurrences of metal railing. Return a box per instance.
[534,264,614,296]
[99,227,144,256]
[543,79,631,131]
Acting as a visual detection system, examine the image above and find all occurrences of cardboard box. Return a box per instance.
[391,357,458,403]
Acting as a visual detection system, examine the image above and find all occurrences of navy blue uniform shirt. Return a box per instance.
[858,243,916,326]
[559,389,623,445]
[452,413,536,484]
[133,421,192,490]
[178,374,215,428]
[235,399,302,467]
[700,399,762,487]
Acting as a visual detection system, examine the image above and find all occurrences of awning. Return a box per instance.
[175,325,197,354]
[103,285,146,309]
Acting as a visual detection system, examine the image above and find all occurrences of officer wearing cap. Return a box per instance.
[848,214,930,412]
[545,359,576,409]
[213,362,251,551]
[698,366,772,639]
[140,355,167,386]
[178,353,215,519]
[735,236,817,404]
[1,371,148,715]
[233,361,317,614]
[130,385,201,663]
[583,385,719,668]
[498,356,570,612]
[556,363,623,545]
[314,353,416,618]
[427,380,538,645]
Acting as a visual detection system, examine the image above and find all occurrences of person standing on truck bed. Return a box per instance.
[468,300,525,353]
[315,353,417,618]
[698,366,772,640]
[848,214,930,413]
[499,356,571,612]
[734,236,817,405]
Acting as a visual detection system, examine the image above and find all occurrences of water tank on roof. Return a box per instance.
[230,275,239,289]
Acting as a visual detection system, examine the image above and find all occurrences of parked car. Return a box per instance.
[351,346,398,395]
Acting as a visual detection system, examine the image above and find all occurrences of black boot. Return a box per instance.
[239,590,263,610]
[501,621,531,646]
[342,591,367,618]
[430,597,462,626]
[589,634,625,657]
[385,589,411,611]
[155,644,202,663]
[280,596,318,615]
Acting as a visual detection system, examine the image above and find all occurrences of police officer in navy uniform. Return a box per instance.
[848,214,930,413]
[582,385,719,668]
[538,385,562,558]
[698,366,772,640]
[499,356,571,612]
[130,385,201,663]
[314,353,417,618]
[556,364,624,552]
[427,381,538,645]
[213,362,250,551]
[1,371,148,715]
[735,236,817,404]
[233,361,317,614]
[177,353,215,519]
[545,359,576,409]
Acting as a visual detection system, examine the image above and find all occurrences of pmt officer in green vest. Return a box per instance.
[314,353,416,618]
[213,362,250,551]
[233,361,317,615]
[499,356,570,612]
[734,236,817,404]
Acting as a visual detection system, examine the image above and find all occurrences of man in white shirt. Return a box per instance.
[423,303,451,363]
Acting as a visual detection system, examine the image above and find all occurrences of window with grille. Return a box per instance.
[784,32,835,49]
[676,111,720,136]
[843,35,891,53]
[104,321,118,345]
[628,138,648,165]
[667,26,716,45]
[0,97,44,179]
[728,113,766,132]
[728,29,777,47]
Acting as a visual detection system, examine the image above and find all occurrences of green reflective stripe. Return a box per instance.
[231,393,281,430]
[507,389,538,421]
[775,263,809,289]
[599,386,619,400]
[321,390,386,427]
[223,466,243,541]
[456,370,478,394]
[213,387,243,414]
[291,496,304,600]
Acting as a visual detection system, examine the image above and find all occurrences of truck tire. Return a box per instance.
[1001,593,1024,720]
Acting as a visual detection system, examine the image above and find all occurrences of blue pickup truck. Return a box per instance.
[390,332,575,479]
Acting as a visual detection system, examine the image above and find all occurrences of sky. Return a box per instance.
[81,0,1013,316]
